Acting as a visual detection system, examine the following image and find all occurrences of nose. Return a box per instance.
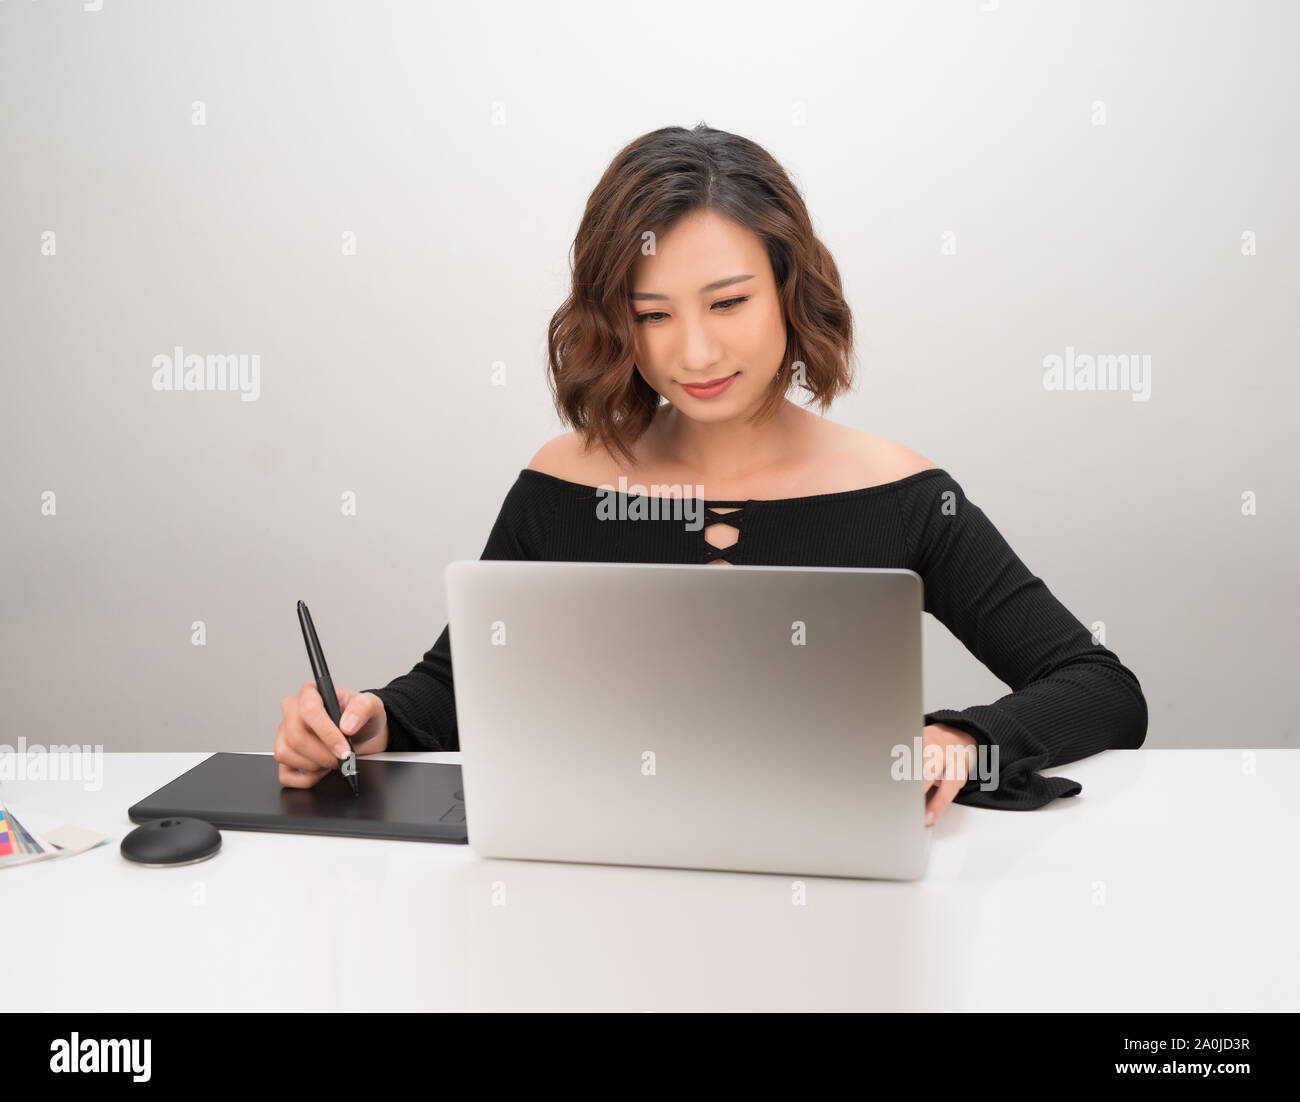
[678,312,724,377]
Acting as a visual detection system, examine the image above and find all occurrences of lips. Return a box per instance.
[680,371,740,398]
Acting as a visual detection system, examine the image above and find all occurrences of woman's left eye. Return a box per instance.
[714,296,747,311]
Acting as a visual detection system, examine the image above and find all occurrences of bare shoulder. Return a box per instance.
[526,431,606,485]
[865,433,940,482]
[823,424,939,486]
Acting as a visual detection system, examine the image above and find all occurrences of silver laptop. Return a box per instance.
[445,560,931,880]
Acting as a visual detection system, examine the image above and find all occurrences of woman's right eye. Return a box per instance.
[636,312,667,324]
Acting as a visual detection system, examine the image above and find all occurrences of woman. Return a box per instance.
[273,123,1148,824]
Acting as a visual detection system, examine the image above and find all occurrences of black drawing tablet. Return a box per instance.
[127,752,467,843]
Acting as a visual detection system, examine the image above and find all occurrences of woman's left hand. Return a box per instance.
[922,723,979,826]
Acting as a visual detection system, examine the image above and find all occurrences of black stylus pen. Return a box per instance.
[297,600,359,796]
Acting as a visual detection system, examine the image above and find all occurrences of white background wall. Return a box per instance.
[2,0,1295,752]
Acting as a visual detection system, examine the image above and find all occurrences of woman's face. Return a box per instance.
[630,209,787,421]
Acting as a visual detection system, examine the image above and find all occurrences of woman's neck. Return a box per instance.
[645,399,818,481]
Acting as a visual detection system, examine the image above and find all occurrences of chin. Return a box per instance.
[675,394,759,422]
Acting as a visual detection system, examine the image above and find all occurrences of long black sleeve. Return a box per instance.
[896,472,1149,809]
[363,475,555,751]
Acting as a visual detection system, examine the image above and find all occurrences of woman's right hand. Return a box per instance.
[275,681,389,788]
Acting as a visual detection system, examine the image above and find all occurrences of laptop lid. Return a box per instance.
[445,560,930,880]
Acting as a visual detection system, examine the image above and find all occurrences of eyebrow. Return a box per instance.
[630,274,754,301]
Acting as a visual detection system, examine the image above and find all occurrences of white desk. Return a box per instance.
[5,749,1297,1012]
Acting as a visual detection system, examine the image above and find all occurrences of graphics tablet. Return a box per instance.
[127,752,467,844]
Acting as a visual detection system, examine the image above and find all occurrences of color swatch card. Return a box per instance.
[0,789,108,868]
[0,804,16,858]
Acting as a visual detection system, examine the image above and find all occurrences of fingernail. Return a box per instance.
[335,741,350,758]
[925,812,934,825]
[340,713,358,734]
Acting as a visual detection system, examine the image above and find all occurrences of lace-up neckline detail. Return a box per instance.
[699,501,747,564]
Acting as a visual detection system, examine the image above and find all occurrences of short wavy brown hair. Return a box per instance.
[545,123,857,466]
